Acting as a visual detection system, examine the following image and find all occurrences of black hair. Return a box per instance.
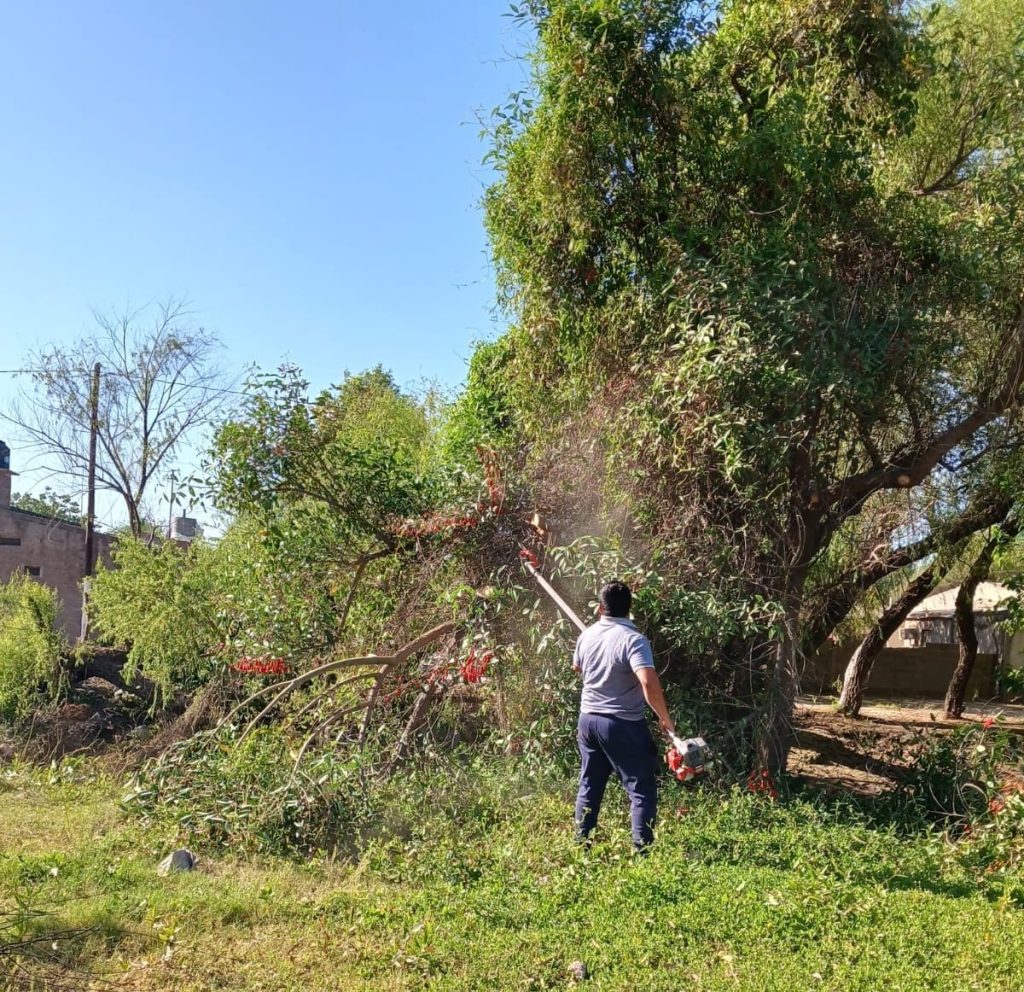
[599,580,632,618]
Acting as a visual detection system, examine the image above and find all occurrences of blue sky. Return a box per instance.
[0,1,530,519]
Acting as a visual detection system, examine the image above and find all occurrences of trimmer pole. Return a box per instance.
[519,550,587,633]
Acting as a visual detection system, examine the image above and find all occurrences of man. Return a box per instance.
[573,580,676,852]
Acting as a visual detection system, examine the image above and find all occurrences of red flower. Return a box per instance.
[982,717,996,729]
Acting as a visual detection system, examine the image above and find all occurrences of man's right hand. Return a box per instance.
[635,667,676,737]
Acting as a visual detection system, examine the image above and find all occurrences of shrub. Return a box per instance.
[888,721,1024,885]
[896,723,1020,826]
[0,574,66,722]
[123,725,388,856]
[1000,666,1024,702]
[89,537,223,705]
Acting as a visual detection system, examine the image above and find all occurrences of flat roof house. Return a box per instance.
[888,580,1024,670]
[0,441,115,641]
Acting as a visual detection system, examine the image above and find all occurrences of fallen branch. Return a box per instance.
[218,622,459,775]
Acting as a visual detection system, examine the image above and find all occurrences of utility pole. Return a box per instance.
[167,470,176,539]
[80,362,100,643]
[84,362,100,578]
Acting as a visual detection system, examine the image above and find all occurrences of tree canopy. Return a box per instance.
[10,487,84,527]
[479,0,1024,767]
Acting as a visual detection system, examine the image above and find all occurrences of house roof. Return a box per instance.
[4,504,85,529]
[907,581,1017,619]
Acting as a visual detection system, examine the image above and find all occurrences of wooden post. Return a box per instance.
[80,362,100,642]
[84,362,100,577]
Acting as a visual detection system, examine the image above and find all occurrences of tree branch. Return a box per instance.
[826,308,1024,517]
[804,494,1014,653]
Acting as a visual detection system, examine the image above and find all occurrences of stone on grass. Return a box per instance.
[568,960,588,982]
[157,849,196,876]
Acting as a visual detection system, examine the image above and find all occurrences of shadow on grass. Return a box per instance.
[1,905,151,990]
[768,774,1023,904]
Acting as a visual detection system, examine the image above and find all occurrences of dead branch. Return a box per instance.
[385,682,444,775]
[235,659,382,745]
[220,622,458,771]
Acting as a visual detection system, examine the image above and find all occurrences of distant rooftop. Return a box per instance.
[908,581,1017,618]
[5,504,85,529]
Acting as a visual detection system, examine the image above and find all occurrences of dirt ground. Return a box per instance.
[790,696,1024,795]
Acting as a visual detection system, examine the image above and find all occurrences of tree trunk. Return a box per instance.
[756,517,818,776]
[945,581,981,720]
[837,564,946,716]
[127,501,142,539]
[944,523,1014,717]
[761,624,800,776]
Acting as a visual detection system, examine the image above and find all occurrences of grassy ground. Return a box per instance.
[2,760,1024,992]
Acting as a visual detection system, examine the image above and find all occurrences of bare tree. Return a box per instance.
[4,297,229,536]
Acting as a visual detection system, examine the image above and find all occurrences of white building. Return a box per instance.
[889,581,1024,668]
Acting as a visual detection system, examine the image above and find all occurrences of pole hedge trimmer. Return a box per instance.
[518,548,587,633]
[518,548,712,782]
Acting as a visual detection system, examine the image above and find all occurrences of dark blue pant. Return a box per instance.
[575,712,658,849]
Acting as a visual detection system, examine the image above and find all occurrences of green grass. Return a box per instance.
[3,761,1024,991]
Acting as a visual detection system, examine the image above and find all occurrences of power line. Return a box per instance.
[0,364,355,406]
[0,364,253,399]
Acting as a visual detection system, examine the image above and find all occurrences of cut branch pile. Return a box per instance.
[219,622,462,779]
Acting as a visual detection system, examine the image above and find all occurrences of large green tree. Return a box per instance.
[481,0,1024,769]
[207,365,473,659]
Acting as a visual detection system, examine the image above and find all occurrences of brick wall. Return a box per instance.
[0,505,116,641]
[804,644,996,700]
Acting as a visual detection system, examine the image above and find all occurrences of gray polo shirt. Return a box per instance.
[573,615,655,721]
